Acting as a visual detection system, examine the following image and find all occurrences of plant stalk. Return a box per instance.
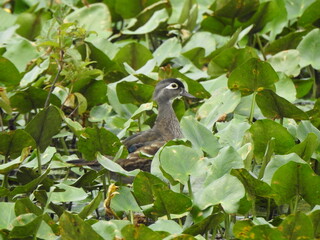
[36,146,42,174]
[249,92,257,124]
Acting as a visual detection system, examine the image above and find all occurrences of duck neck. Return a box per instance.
[153,100,183,139]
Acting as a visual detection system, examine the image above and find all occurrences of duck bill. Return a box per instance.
[180,89,197,99]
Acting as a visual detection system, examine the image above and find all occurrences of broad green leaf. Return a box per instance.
[0,202,15,229]
[153,186,192,216]
[0,8,17,31]
[9,213,42,239]
[275,73,297,102]
[265,31,307,55]
[208,47,258,78]
[114,42,153,70]
[196,174,245,213]
[298,0,320,26]
[10,87,61,113]
[231,168,274,199]
[277,212,314,240]
[0,158,22,174]
[92,220,129,240]
[233,220,285,240]
[271,161,320,205]
[215,119,250,149]
[296,120,320,141]
[159,145,203,185]
[0,129,36,159]
[228,58,279,95]
[263,153,305,185]
[116,81,154,105]
[111,186,141,212]
[20,59,50,87]
[268,50,300,77]
[65,3,112,38]
[82,80,108,108]
[133,171,169,206]
[3,37,39,72]
[121,224,163,240]
[60,211,104,240]
[79,192,103,219]
[182,32,217,57]
[153,38,182,65]
[249,120,295,162]
[10,168,50,197]
[288,133,319,162]
[181,116,220,157]
[183,213,224,235]
[97,153,139,177]
[206,147,244,185]
[169,0,197,24]
[78,126,127,161]
[16,12,41,40]
[294,78,313,99]
[256,90,308,120]
[25,106,62,152]
[123,9,169,35]
[74,92,87,115]
[115,0,144,19]
[149,219,182,234]
[50,183,88,203]
[309,209,320,238]
[0,56,20,87]
[197,88,241,129]
[297,29,320,69]
[210,0,259,19]
[285,0,314,19]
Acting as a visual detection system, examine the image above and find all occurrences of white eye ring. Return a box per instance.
[166,83,179,89]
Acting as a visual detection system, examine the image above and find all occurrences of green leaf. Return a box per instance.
[0,56,20,87]
[256,89,308,120]
[50,183,88,203]
[228,58,279,95]
[249,119,295,162]
[121,224,163,240]
[25,106,62,152]
[159,145,203,185]
[309,209,320,238]
[288,133,319,162]
[60,211,104,240]
[116,81,154,105]
[196,174,245,213]
[153,38,182,65]
[271,161,320,205]
[10,87,61,113]
[78,126,127,161]
[123,9,169,35]
[197,88,241,129]
[65,3,112,38]
[114,42,153,70]
[181,116,220,157]
[10,168,50,197]
[298,0,320,26]
[231,168,274,199]
[97,153,139,177]
[208,47,258,78]
[0,129,36,159]
[183,212,224,235]
[210,0,259,19]
[149,219,182,234]
[205,146,244,184]
[110,186,141,212]
[79,192,103,219]
[297,28,320,69]
[133,171,169,206]
[153,186,192,216]
[3,37,39,72]
[268,50,301,77]
[0,202,15,229]
[277,212,314,240]
[82,80,108,108]
[9,213,42,239]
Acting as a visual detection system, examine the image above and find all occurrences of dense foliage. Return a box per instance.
[1,0,320,239]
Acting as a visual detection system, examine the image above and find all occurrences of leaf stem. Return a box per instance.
[308,65,317,99]
[187,176,193,199]
[255,34,266,60]
[249,92,257,124]
[224,213,230,240]
[36,146,42,174]
[44,59,63,108]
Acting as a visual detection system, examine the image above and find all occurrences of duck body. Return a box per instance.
[70,79,195,172]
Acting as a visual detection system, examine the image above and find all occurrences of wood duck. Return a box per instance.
[70,78,196,172]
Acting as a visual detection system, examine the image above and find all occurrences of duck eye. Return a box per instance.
[166,83,179,89]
